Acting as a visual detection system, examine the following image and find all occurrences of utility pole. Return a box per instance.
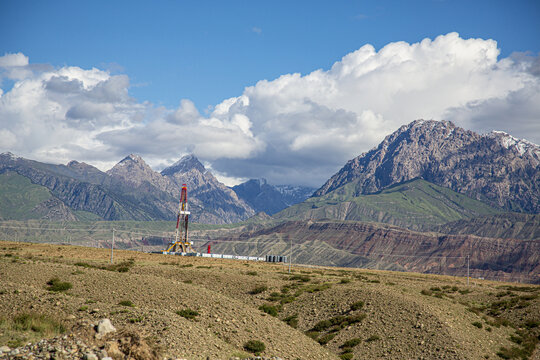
[288,237,292,274]
[110,229,115,264]
[467,254,470,286]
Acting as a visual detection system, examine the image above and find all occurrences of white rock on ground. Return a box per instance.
[96,318,116,338]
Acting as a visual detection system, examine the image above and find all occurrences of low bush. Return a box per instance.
[318,333,336,345]
[0,313,65,344]
[46,277,72,292]
[472,321,483,329]
[341,338,362,348]
[289,274,310,282]
[283,314,298,328]
[176,308,199,320]
[249,285,268,295]
[259,304,278,317]
[244,340,265,354]
[118,300,135,307]
[349,301,364,311]
[366,335,380,342]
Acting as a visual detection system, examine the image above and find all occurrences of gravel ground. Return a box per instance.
[0,241,538,360]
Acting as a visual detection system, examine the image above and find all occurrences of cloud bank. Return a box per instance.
[1,33,539,186]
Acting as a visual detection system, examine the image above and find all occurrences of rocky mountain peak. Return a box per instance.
[487,131,540,160]
[107,154,154,175]
[314,119,539,213]
[160,154,206,176]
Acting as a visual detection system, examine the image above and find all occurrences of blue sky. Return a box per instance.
[1,0,539,186]
[2,0,539,110]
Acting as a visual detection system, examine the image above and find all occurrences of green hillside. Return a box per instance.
[0,172,53,220]
[274,179,501,230]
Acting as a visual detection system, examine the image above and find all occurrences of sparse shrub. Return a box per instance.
[179,264,193,268]
[305,331,320,340]
[318,333,336,345]
[4,313,65,337]
[340,278,351,284]
[74,262,93,268]
[249,285,268,295]
[78,305,88,311]
[176,308,199,320]
[312,319,333,332]
[366,335,380,342]
[312,313,366,332]
[129,317,143,323]
[106,259,135,273]
[305,283,332,293]
[430,287,442,292]
[486,326,492,332]
[196,265,211,269]
[243,340,265,354]
[283,314,298,328]
[350,301,364,311]
[472,321,483,329]
[341,338,362,348]
[368,279,380,283]
[290,274,310,282]
[259,304,278,317]
[339,353,353,360]
[118,300,135,307]
[280,296,296,305]
[420,289,432,296]
[267,292,282,301]
[246,271,258,276]
[46,277,72,292]
[183,279,193,284]
[524,319,539,329]
[458,289,471,295]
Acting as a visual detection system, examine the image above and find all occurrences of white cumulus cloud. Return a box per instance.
[0,33,539,187]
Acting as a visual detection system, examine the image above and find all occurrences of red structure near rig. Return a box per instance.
[164,184,194,253]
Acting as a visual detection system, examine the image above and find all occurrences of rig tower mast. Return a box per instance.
[165,184,193,253]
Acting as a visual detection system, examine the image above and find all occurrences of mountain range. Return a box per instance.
[1,119,538,227]
[0,152,312,223]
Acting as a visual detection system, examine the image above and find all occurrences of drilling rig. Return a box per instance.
[164,184,194,253]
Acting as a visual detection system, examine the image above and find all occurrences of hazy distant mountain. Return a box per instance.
[232,178,315,215]
[315,120,540,213]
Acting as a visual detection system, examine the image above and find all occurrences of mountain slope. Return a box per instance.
[435,213,540,241]
[315,120,540,213]
[275,179,500,230]
[207,219,540,284]
[232,178,315,215]
[0,171,77,221]
[0,153,159,221]
[160,155,255,223]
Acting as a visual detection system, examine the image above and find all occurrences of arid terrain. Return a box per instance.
[0,240,539,359]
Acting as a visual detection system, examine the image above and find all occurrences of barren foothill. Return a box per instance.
[0,241,538,359]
